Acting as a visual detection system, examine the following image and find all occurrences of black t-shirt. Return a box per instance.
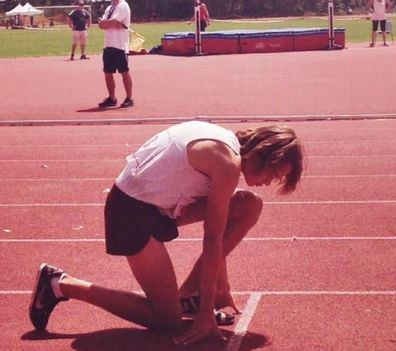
[69,9,90,31]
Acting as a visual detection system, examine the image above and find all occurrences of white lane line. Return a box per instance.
[0,144,139,148]
[1,236,396,243]
[309,155,396,158]
[242,236,396,241]
[266,200,396,204]
[0,200,395,207]
[305,140,396,144]
[0,160,124,162]
[0,178,115,182]
[0,203,104,207]
[303,174,396,178]
[1,140,395,147]
[2,290,396,296]
[233,291,396,296]
[1,175,396,182]
[0,239,106,243]
[0,155,395,162]
[226,292,262,351]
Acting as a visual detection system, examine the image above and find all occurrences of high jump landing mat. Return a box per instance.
[161,28,345,56]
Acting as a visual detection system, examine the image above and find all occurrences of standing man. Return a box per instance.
[68,0,90,60]
[97,0,133,108]
[368,0,393,47]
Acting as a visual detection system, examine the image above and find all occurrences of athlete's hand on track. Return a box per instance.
[173,312,227,345]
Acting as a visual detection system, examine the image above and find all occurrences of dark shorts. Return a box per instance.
[104,185,179,256]
[103,47,129,74]
[200,19,207,32]
[372,20,386,32]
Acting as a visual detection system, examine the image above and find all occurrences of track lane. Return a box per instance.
[1,203,395,239]
[1,177,395,203]
[245,295,396,351]
[0,157,395,179]
[1,141,395,160]
[0,120,395,350]
[0,295,242,351]
[1,240,395,292]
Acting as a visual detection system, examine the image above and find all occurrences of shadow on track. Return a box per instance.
[21,324,271,350]
[77,107,121,113]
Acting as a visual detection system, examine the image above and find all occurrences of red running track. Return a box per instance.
[0,44,396,122]
[0,119,395,351]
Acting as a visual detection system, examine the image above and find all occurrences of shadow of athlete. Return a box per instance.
[21,326,271,351]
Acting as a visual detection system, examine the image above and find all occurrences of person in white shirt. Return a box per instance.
[29,121,304,345]
[368,0,393,47]
[97,0,133,108]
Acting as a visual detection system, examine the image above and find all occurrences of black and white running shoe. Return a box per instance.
[29,263,68,331]
[181,295,235,326]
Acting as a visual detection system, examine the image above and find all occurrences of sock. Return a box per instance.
[51,273,67,299]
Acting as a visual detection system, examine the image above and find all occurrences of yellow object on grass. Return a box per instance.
[129,31,146,52]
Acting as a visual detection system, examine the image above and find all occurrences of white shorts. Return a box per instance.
[72,30,88,45]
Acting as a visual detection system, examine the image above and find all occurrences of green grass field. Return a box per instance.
[0,17,393,58]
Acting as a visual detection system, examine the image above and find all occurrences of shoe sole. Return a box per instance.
[29,262,47,314]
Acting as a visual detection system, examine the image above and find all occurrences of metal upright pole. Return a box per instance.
[194,5,202,55]
[328,0,335,49]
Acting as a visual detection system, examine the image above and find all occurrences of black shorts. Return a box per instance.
[200,19,207,32]
[372,20,386,32]
[104,185,179,256]
[103,47,129,74]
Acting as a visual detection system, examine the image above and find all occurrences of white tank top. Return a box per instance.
[115,121,240,218]
[372,0,386,21]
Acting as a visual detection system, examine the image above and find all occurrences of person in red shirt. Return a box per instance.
[189,0,210,31]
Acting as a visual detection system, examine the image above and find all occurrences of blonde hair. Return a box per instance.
[236,125,304,194]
